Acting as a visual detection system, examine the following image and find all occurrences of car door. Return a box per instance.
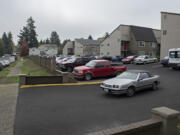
[136,72,152,90]
[93,62,105,77]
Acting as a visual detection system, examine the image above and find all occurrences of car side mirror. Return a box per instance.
[138,78,143,81]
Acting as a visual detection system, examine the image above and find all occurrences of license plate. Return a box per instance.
[104,88,109,92]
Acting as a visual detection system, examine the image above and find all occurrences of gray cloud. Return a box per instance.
[0,0,180,44]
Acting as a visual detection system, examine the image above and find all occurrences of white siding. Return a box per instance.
[100,26,121,57]
[74,41,84,56]
[161,12,180,59]
[63,41,74,56]
[100,25,130,57]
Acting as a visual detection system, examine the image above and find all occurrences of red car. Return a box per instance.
[122,56,137,64]
[72,60,127,80]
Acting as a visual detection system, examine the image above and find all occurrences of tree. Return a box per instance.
[104,32,109,39]
[88,35,93,40]
[50,31,60,46]
[18,17,38,48]
[45,38,50,44]
[0,39,4,56]
[7,32,13,54]
[20,40,29,56]
[2,32,9,54]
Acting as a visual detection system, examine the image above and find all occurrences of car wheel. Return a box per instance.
[85,73,92,81]
[126,87,135,97]
[152,82,158,90]
[67,67,73,72]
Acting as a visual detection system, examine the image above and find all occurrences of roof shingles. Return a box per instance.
[131,26,157,42]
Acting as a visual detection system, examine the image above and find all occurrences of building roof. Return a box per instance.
[76,39,101,46]
[161,11,180,16]
[131,26,157,42]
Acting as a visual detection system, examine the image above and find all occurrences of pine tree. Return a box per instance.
[18,17,38,48]
[7,32,13,54]
[2,32,9,54]
[46,38,50,44]
[0,39,4,56]
[50,31,60,46]
[88,35,93,40]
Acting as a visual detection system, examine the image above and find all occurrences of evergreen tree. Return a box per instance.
[7,32,13,54]
[88,35,93,40]
[2,32,9,54]
[46,38,50,44]
[104,32,109,39]
[50,31,60,46]
[0,39,4,56]
[18,17,38,48]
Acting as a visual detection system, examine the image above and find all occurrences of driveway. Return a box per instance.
[14,63,180,135]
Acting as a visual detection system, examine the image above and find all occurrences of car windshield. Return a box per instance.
[164,56,169,59]
[137,55,145,58]
[116,72,138,80]
[127,56,134,59]
[66,58,76,62]
[85,61,97,67]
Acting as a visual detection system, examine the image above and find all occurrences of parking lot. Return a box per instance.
[14,63,180,135]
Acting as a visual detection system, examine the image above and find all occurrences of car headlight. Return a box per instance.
[78,70,83,74]
[113,85,119,88]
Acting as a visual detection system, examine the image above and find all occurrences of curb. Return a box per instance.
[20,81,103,88]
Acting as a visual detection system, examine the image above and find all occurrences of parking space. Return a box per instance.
[14,63,180,135]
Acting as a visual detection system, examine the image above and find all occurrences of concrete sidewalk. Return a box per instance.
[0,84,18,135]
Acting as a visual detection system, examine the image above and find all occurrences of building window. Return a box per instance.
[107,52,110,55]
[101,53,103,55]
[139,41,145,47]
[150,42,156,48]
[101,44,104,47]
[107,43,110,46]
[163,30,167,35]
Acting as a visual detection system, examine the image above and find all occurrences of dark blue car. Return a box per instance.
[161,56,169,67]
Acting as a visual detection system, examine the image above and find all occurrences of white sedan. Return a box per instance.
[100,70,160,96]
[134,55,157,64]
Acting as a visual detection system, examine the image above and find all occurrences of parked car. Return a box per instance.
[134,55,157,64]
[112,56,123,62]
[101,56,113,61]
[122,56,137,64]
[56,57,71,65]
[161,56,169,67]
[59,57,92,72]
[100,70,160,96]
[0,60,7,67]
[0,63,3,71]
[72,59,127,81]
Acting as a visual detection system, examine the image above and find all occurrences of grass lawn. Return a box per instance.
[0,60,19,78]
[0,58,52,84]
[19,58,52,76]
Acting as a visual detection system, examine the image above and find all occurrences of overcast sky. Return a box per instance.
[1,0,180,44]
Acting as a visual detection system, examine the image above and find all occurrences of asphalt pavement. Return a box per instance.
[14,63,180,135]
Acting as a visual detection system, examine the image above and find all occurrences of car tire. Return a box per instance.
[85,73,92,81]
[67,67,73,72]
[152,82,158,90]
[126,87,135,97]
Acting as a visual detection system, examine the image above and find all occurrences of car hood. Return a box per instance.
[74,66,91,70]
[103,78,133,86]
